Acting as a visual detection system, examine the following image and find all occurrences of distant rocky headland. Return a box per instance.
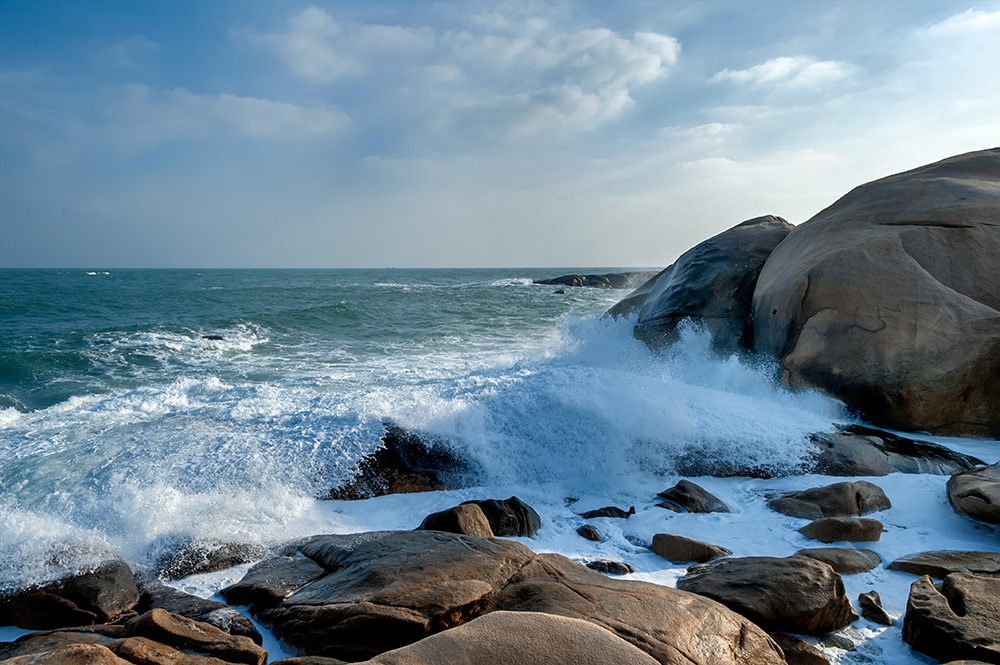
[533,271,658,289]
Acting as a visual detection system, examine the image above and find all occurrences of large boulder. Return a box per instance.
[807,425,983,476]
[902,573,1000,662]
[258,530,785,664]
[417,504,495,538]
[137,583,262,644]
[650,534,732,563]
[460,497,541,537]
[948,462,1000,525]
[752,148,1000,437]
[219,555,327,611]
[656,480,730,513]
[609,215,793,354]
[793,548,881,575]
[677,556,857,635]
[534,272,656,289]
[768,481,890,519]
[887,550,1000,578]
[797,517,882,543]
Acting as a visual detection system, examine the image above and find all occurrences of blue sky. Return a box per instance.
[1,0,998,268]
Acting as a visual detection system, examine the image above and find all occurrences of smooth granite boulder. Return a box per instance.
[793,548,881,575]
[219,555,327,611]
[650,534,732,564]
[656,480,730,513]
[260,530,785,664]
[797,517,883,543]
[887,550,1000,578]
[752,148,1000,437]
[534,272,656,290]
[137,583,262,644]
[768,481,890,519]
[948,462,1000,525]
[902,573,1000,662]
[807,424,983,476]
[858,590,893,626]
[417,503,495,538]
[677,556,857,635]
[461,497,541,537]
[610,215,793,355]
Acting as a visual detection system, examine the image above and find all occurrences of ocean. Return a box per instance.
[2,268,997,663]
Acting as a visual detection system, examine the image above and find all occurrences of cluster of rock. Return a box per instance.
[533,271,657,290]
[610,148,1000,438]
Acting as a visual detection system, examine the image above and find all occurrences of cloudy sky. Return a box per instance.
[2,1,998,268]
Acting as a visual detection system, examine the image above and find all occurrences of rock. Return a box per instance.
[553,289,566,294]
[575,525,602,542]
[768,481,890,519]
[768,633,830,665]
[887,550,1000,578]
[752,149,1000,438]
[202,335,224,341]
[948,462,1000,525]
[585,560,635,575]
[534,272,656,290]
[271,659,347,665]
[650,534,732,563]
[262,530,785,664]
[0,559,139,630]
[797,517,883,543]
[902,573,1000,662]
[0,643,132,665]
[219,556,327,611]
[858,590,892,625]
[153,540,266,581]
[577,505,635,519]
[609,215,793,355]
[793,548,881,575]
[121,609,266,665]
[807,425,983,476]
[0,632,116,661]
[460,497,541,537]
[137,584,262,644]
[326,424,468,500]
[677,556,858,635]
[110,636,235,664]
[656,480,729,513]
[417,503,494,538]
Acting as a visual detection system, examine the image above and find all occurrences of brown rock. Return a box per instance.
[752,148,1000,438]
[793,548,881,575]
[460,497,541,537]
[575,525,602,542]
[0,632,115,661]
[584,560,635,575]
[577,505,635,519]
[110,636,232,664]
[137,584,262,644]
[797,517,882,543]
[768,633,830,665]
[270,659,347,665]
[807,425,984,476]
[656,480,729,513]
[677,556,858,635]
[153,541,266,581]
[902,573,1000,662]
[768,481,890,519]
[416,504,494,538]
[0,643,132,665]
[887,550,1000,578]
[121,609,266,665]
[948,462,1000,525]
[858,590,892,626]
[219,556,327,610]
[650,534,732,563]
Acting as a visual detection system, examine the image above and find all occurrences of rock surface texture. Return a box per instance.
[807,425,983,476]
[751,148,1000,437]
[610,215,793,355]
[793,548,881,575]
[254,530,786,664]
[650,534,732,564]
[656,480,730,513]
[948,462,1000,525]
[677,556,858,635]
[416,504,495,538]
[797,517,883,543]
[768,481,890,519]
[902,573,1000,662]
[887,551,1000,578]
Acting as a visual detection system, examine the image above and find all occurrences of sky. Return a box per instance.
[1,0,999,269]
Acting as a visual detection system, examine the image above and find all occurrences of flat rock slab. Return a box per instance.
[794,548,881,575]
[948,462,1000,525]
[888,550,1000,578]
[807,425,983,476]
[650,534,732,563]
[768,481,890,519]
[220,555,327,611]
[261,530,785,664]
[656,480,729,513]
[677,556,858,635]
[138,583,262,644]
[798,517,883,543]
[902,573,1000,662]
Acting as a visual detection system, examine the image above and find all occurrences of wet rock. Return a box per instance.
[768,633,830,665]
[326,424,468,500]
[887,550,1000,578]
[585,560,635,575]
[768,481,890,519]
[271,659,347,665]
[121,609,266,665]
[417,503,494,538]
[807,424,983,476]
[0,643,132,665]
[219,556,327,611]
[262,530,785,664]
[153,540,266,581]
[677,556,858,635]
[797,517,883,543]
[902,573,1000,662]
[793,548,881,575]
[575,525,602,542]
[608,215,793,356]
[656,480,729,513]
[948,462,1000,525]
[0,631,116,661]
[0,559,139,630]
[858,590,892,625]
[535,272,656,290]
[650,534,732,563]
[137,583,262,644]
[578,505,635,519]
[460,497,541,537]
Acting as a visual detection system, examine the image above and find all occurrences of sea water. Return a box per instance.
[1,269,996,664]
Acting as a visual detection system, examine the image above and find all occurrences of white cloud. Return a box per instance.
[919,8,1000,38]
[100,34,161,68]
[106,86,350,147]
[712,55,851,89]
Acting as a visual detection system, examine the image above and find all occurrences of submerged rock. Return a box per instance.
[902,573,1000,662]
[153,539,266,581]
[768,632,830,665]
[768,481,890,519]
[575,525,602,542]
[752,148,1000,438]
[948,462,1000,525]
[578,505,635,519]
[858,590,893,626]
[656,480,729,513]
[585,560,636,575]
